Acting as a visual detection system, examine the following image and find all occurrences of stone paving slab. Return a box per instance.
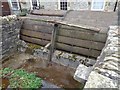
[41,80,63,89]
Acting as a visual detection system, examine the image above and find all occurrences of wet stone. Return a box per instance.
[41,80,62,89]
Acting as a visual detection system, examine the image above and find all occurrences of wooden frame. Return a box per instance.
[91,0,105,11]
[9,0,20,10]
[30,0,40,10]
[20,19,107,58]
[58,0,69,10]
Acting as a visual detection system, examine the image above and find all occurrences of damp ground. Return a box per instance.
[2,53,84,89]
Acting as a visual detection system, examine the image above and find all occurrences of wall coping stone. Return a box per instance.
[84,26,119,88]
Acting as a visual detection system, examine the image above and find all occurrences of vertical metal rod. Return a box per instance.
[18,0,22,12]
[114,0,118,12]
[48,23,58,62]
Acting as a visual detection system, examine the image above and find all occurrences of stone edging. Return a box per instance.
[84,26,119,88]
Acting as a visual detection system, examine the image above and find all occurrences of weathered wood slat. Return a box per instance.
[20,35,49,46]
[23,19,54,27]
[57,36,104,51]
[22,23,53,33]
[56,43,100,58]
[20,35,100,58]
[59,29,107,43]
[21,29,104,50]
[21,29,51,40]
[61,25,92,31]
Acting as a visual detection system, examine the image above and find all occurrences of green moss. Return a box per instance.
[71,54,77,61]
[27,43,41,49]
[68,54,77,61]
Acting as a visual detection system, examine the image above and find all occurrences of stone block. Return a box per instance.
[68,59,80,69]
[84,71,118,88]
[74,64,93,84]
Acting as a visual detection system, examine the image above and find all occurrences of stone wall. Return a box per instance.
[40,0,58,10]
[39,0,117,11]
[84,26,119,88]
[0,15,22,60]
[0,16,2,60]
[69,0,89,10]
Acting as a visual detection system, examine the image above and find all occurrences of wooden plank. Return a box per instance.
[23,19,54,27]
[20,35,100,58]
[43,43,51,53]
[59,29,107,43]
[21,29,51,40]
[56,43,100,58]
[57,36,105,50]
[60,25,96,33]
[20,35,49,46]
[21,29,105,50]
[22,23,53,33]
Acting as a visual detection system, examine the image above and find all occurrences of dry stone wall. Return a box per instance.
[0,15,22,60]
[0,16,2,60]
[84,26,119,88]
